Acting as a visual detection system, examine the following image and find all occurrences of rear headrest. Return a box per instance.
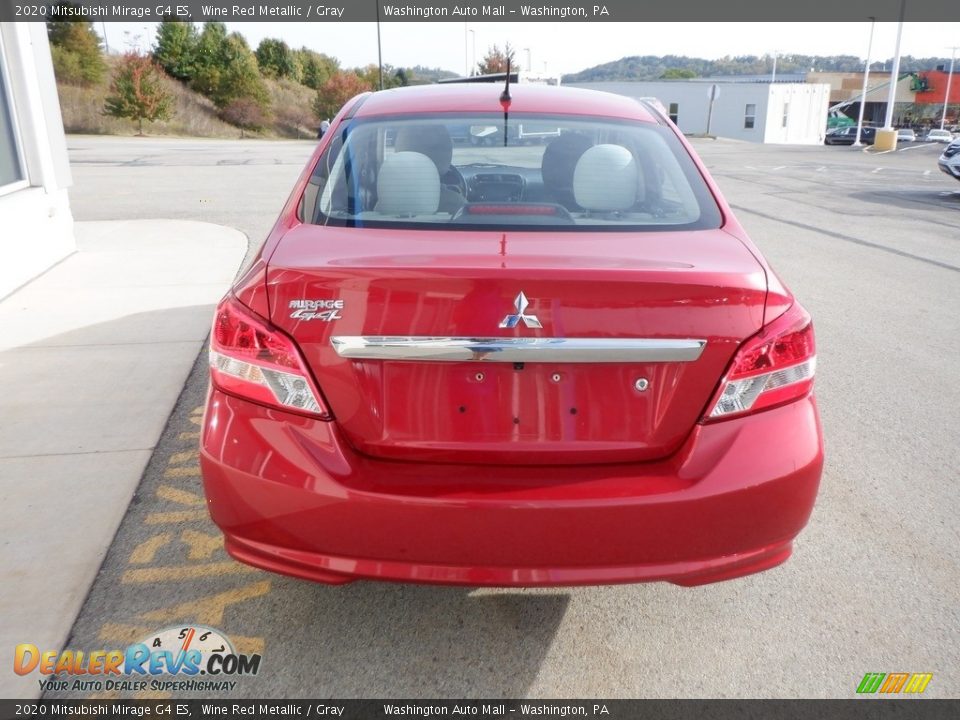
[573,144,639,212]
[376,152,440,216]
[395,125,453,175]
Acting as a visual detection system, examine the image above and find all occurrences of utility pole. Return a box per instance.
[771,51,778,84]
[853,17,876,147]
[941,46,958,131]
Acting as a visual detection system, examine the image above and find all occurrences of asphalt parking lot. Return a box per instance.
[48,135,959,699]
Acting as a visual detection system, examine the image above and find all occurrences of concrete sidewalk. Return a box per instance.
[0,220,246,698]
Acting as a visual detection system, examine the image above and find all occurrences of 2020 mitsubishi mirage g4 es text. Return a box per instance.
[199,84,823,587]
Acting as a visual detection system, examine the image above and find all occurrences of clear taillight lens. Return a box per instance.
[705,303,816,421]
[209,295,330,418]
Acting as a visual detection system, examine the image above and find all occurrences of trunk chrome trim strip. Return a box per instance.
[330,337,707,363]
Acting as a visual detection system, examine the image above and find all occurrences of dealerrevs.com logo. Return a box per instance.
[14,625,261,693]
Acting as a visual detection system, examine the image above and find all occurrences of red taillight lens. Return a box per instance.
[209,295,330,418]
[705,303,816,421]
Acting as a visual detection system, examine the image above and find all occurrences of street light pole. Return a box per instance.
[882,0,906,131]
[941,46,957,131]
[853,17,876,147]
[469,29,476,76]
[771,51,778,84]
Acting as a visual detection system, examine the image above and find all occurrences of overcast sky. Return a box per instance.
[101,22,960,76]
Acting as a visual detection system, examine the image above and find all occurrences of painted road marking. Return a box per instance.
[129,533,173,564]
[163,465,201,478]
[157,485,205,506]
[178,431,200,441]
[121,561,257,584]
[180,529,223,560]
[139,581,272,626]
[169,450,198,465]
[144,509,209,524]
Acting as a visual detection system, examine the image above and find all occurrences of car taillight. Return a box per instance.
[705,303,816,421]
[209,295,330,418]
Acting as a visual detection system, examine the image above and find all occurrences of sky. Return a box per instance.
[100,22,960,76]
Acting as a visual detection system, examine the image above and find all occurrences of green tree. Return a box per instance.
[103,52,173,135]
[211,34,268,109]
[153,18,198,81]
[312,71,371,121]
[256,38,299,80]
[296,48,339,90]
[47,10,106,85]
[660,68,697,79]
[476,43,515,75]
[189,22,228,96]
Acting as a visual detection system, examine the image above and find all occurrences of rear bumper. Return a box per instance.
[200,390,823,587]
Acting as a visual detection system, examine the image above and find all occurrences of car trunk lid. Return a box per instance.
[266,225,767,465]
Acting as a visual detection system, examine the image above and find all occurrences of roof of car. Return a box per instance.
[350,83,660,123]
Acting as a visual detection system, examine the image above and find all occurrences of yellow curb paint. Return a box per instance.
[157,485,205,506]
[163,466,200,478]
[144,510,208,525]
[129,533,174,564]
[180,529,224,560]
[140,581,272,626]
[168,450,199,465]
[122,562,256,584]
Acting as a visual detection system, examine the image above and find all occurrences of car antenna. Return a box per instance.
[500,58,512,147]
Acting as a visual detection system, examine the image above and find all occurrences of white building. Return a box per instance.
[569,80,831,145]
[0,22,74,298]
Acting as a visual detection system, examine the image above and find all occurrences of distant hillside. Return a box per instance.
[563,54,957,83]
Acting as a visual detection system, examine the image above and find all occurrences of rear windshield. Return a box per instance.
[299,113,722,231]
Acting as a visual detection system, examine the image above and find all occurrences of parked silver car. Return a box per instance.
[938,139,960,182]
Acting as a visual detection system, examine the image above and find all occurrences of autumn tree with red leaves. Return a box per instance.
[104,52,173,135]
[312,71,372,122]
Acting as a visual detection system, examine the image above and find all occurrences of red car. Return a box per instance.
[200,84,822,587]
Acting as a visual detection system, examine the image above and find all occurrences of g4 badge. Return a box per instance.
[289,299,344,322]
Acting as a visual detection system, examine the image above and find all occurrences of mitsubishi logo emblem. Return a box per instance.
[499,291,542,329]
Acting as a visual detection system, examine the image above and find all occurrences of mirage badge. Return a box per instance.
[289,299,344,322]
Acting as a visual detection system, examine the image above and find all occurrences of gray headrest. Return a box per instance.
[376,152,440,216]
[573,144,639,212]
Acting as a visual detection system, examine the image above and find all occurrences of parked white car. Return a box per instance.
[938,139,960,182]
[925,129,954,143]
[896,128,916,142]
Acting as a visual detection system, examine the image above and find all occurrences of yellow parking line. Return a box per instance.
[140,581,272,625]
[178,431,200,441]
[163,466,200,478]
[97,623,160,645]
[129,533,173,564]
[168,450,198,465]
[157,485,205,506]
[180,529,223,560]
[144,510,208,525]
[122,562,256,584]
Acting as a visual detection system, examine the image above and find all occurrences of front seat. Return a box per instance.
[572,144,640,214]
[394,125,464,213]
[375,151,440,217]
